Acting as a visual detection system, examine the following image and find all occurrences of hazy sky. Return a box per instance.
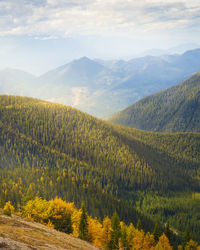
[0,0,200,75]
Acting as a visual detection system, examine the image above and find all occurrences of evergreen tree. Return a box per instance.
[153,222,161,243]
[50,213,73,234]
[65,213,73,234]
[164,223,173,246]
[136,218,142,231]
[121,224,129,250]
[110,211,121,249]
[183,226,192,247]
[78,203,88,241]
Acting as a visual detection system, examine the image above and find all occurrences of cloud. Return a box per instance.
[0,0,199,38]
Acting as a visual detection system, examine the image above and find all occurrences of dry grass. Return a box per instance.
[0,209,100,250]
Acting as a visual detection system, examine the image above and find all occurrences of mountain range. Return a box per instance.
[1,48,200,118]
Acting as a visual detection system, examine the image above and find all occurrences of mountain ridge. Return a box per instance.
[1,49,200,117]
[109,72,200,132]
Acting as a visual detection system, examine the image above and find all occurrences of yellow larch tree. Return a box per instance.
[101,216,112,248]
[88,217,103,247]
[155,233,172,250]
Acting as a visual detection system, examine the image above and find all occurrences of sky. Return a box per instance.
[0,0,200,75]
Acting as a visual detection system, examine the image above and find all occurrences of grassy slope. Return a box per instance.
[0,210,99,250]
[109,73,200,132]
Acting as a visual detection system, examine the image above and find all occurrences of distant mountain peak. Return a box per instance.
[78,56,91,61]
[70,56,104,67]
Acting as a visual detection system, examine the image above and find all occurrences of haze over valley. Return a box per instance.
[1,47,200,118]
[1,0,200,249]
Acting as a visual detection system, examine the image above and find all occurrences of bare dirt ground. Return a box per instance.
[0,210,100,250]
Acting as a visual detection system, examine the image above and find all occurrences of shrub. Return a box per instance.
[3,201,14,216]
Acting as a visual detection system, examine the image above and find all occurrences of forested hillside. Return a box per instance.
[109,73,200,132]
[0,95,200,243]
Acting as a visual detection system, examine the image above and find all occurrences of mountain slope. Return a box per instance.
[39,57,110,88]
[1,95,200,193]
[0,210,98,250]
[0,95,200,241]
[109,72,200,132]
[0,69,37,95]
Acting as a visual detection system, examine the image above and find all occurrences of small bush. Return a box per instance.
[3,201,14,216]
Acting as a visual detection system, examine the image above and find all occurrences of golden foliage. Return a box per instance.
[101,217,112,248]
[155,233,172,250]
[3,201,15,216]
[21,197,200,250]
[185,240,199,250]
[88,217,102,246]
[49,197,75,219]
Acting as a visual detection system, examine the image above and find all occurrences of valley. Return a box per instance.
[0,95,200,245]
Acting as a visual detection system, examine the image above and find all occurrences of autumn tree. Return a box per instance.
[185,239,199,250]
[3,201,14,216]
[143,232,155,249]
[88,217,102,246]
[127,223,135,249]
[101,217,112,249]
[132,229,145,249]
[155,233,172,250]
[48,197,74,234]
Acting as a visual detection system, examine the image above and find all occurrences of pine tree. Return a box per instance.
[52,213,73,234]
[121,224,129,250]
[136,218,142,231]
[78,203,89,241]
[183,226,192,247]
[110,211,121,249]
[65,213,73,234]
[153,222,161,243]
[101,217,111,249]
[164,223,173,246]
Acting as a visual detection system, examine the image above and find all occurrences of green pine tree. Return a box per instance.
[51,213,73,234]
[164,223,173,245]
[183,226,192,247]
[121,224,129,250]
[65,213,73,234]
[136,218,142,231]
[78,203,89,241]
[110,211,121,249]
[153,222,160,243]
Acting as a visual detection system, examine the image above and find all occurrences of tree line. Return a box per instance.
[4,197,199,250]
